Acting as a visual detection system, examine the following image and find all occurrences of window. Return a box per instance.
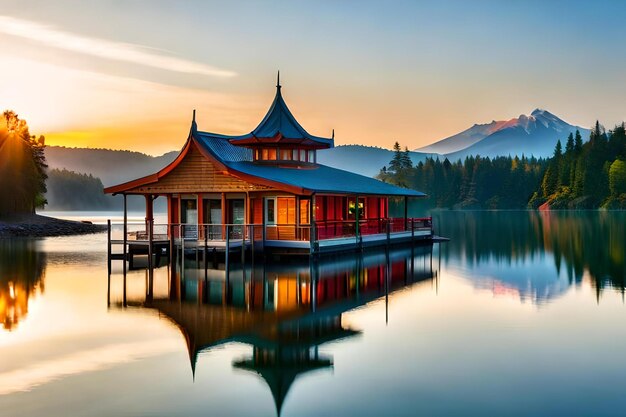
[261,148,269,160]
[268,148,277,160]
[300,149,306,161]
[300,199,310,224]
[265,198,276,225]
[280,149,292,160]
[308,150,315,163]
[292,149,299,161]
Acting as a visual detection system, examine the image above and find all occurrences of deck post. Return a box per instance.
[123,193,128,262]
[404,196,408,231]
[107,219,111,273]
[180,224,185,282]
[310,194,317,255]
[355,194,361,249]
[241,225,246,265]
[204,224,208,269]
[148,220,153,272]
[248,224,254,263]
[225,224,230,267]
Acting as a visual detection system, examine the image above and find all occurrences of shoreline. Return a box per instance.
[0,213,107,238]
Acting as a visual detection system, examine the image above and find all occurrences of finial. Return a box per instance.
[276,70,281,89]
[332,129,335,140]
[192,109,196,122]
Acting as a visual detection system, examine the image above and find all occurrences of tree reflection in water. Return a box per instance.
[433,211,626,299]
[0,239,46,331]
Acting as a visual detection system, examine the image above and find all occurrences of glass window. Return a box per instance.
[266,198,276,225]
[300,199,310,224]
[300,149,306,161]
[268,148,277,160]
[292,149,299,160]
[280,149,291,160]
[262,148,269,160]
[308,150,315,163]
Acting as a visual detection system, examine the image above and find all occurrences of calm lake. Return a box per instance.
[1,211,625,417]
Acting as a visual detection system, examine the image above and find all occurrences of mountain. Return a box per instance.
[420,109,589,161]
[317,145,437,177]
[416,120,512,154]
[45,146,178,187]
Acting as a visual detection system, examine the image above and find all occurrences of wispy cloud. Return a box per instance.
[0,339,180,395]
[0,15,236,78]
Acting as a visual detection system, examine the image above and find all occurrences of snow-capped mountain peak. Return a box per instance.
[417,108,589,159]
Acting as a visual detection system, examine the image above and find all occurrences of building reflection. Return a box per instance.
[109,246,436,415]
[0,240,46,331]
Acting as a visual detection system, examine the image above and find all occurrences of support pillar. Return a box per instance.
[404,196,408,231]
[123,193,128,261]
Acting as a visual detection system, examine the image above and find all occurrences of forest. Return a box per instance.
[378,122,626,209]
[45,169,117,210]
[0,111,47,216]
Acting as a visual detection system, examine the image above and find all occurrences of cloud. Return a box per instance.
[0,15,236,78]
[0,339,180,395]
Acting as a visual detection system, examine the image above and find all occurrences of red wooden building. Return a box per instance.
[105,78,430,254]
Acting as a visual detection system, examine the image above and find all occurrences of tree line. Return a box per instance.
[0,111,47,216]
[378,142,547,209]
[531,122,626,209]
[378,122,626,209]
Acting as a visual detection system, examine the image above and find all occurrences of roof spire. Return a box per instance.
[332,129,335,140]
[276,70,281,90]
[192,109,196,122]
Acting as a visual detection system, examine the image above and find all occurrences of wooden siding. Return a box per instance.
[126,143,275,194]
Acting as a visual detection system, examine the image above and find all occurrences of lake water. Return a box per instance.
[1,211,625,417]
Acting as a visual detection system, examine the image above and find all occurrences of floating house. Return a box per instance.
[105,76,431,255]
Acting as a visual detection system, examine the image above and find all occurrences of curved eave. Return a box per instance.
[104,125,229,195]
[228,134,332,149]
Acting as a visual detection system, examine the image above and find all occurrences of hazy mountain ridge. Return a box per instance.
[318,145,437,177]
[45,146,178,187]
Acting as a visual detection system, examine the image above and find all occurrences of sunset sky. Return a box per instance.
[1,0,626,155]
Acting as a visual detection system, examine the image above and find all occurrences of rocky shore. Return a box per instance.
[0,214,107,238]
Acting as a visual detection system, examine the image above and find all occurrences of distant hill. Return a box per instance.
[45,146,178,187]
[418,109,589,161]
[318,145,437,177]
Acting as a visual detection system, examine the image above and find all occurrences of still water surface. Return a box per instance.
[1,211,625,417]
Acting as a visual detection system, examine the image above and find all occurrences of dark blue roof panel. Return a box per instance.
[247,87,333,146]
[226,161,424,196]
[194,132,423,196]
[195,131,252,162]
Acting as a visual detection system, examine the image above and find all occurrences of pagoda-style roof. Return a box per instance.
[225,74,333,148]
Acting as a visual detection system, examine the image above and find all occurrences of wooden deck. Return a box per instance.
[107,219,436,264]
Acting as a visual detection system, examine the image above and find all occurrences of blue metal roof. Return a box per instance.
[195,130,252,162]
[202,84,333,147]
[225,161,424,196]
[194,129,422,196]
[247,87,333,145]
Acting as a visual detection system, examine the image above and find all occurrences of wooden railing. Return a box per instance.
[108,217,432,244]
[314,217,432,240]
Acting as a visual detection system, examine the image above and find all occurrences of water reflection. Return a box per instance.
[433,211,626,302]
[108,246,436,415]
[0,240,46,331]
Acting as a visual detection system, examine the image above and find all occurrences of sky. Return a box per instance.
[1,0,626,155]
